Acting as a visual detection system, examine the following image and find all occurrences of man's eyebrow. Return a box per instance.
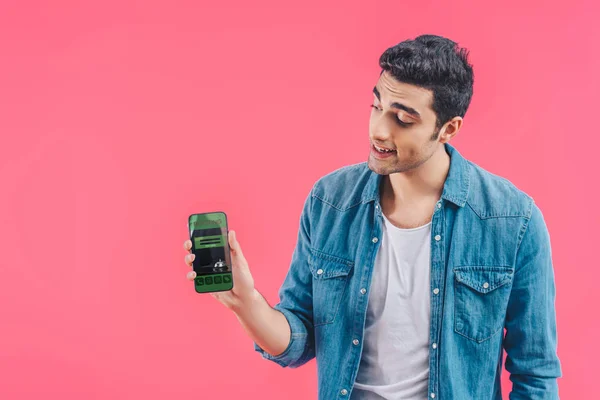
[373,86,421,119]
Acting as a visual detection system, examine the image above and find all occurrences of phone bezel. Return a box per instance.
[187,211,233,294]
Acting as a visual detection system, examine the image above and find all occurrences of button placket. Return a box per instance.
[428,197,445,399]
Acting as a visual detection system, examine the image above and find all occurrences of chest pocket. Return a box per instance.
[308,248,354,326]
[453,266,514,343]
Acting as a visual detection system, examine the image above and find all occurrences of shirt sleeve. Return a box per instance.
[504,200,563,399]
[253,185,316,368]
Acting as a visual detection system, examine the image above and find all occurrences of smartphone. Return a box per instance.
[187,211,233,293]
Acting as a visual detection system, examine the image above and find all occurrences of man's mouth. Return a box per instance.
[373,144,396,154]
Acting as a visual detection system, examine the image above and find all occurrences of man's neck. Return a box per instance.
[381,145,450,208]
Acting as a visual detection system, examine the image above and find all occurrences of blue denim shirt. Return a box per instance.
[254,143,561,399]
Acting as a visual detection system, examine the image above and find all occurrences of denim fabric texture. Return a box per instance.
[254,143,562,399]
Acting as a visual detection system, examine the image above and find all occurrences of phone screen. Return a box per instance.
[188,212,233,293]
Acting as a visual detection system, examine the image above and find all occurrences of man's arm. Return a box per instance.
[232,288,293,359]
[504,201,562,399]
[249,185,316,368]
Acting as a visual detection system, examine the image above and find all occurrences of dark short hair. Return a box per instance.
[379,34,474,129]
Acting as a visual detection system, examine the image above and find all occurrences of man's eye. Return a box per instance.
[397,118,412,127]
[370,104,412,127]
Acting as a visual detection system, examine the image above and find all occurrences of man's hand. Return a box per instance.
[184,230,256,311]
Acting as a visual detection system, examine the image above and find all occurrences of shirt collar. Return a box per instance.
[362,142,471,207]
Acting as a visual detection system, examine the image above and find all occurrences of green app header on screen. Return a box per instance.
[188,212,226,231]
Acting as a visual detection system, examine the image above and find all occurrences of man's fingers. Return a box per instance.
[185,253,195,267]
[184,240,192,251]
[186,270,197,280]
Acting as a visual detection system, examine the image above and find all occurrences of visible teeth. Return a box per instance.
[376,145,395,153]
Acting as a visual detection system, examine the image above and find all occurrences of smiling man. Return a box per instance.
[184,34,562,399]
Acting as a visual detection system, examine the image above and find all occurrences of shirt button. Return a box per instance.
[437,202,442,209]
[434,235,441,241]
[483,282,489,289]
[433,288,440,295]
[353,339,360,345]
[316,269,324,275]
[360,288,367,294]
[432,343,437,349]
[431,393,435,398]
[375,204,379,209]
[340,389,348,396]
[372,237,378,243]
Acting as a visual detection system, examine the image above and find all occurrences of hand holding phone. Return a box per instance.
[184,213,255,309]
[184,214,292,358]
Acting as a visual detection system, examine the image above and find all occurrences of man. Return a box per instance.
[183,34,562,399]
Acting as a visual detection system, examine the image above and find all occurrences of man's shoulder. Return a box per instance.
[465,159,535,219]
[306,156,537,219]
[311,161,373,211]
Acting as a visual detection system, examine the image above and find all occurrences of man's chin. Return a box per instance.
[368,156,417,175]
[368,157,393,175]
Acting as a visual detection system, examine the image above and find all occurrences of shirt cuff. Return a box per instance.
[253,304,309,368]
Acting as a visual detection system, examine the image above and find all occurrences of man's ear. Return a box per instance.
[438,117,463,143]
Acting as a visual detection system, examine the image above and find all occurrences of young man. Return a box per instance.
[184,34,562,399]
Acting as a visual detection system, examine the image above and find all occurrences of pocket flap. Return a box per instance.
[454,266,514,294]
[308,248,354,279]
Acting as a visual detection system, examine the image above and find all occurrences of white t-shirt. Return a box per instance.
[351,213,431,400]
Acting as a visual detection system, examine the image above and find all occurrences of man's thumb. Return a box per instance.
[229,230,242,255]
[229,230,248,268]
[229,230,237,249]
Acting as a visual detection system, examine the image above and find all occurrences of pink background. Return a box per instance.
[1,1,597,398]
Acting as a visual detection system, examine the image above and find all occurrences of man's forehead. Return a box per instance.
[374,73,434,119]
[376,72,432,105]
